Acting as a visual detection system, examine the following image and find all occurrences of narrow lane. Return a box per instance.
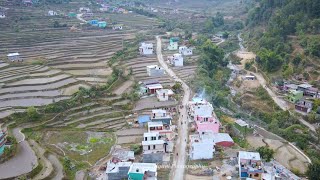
[156,36,190,180]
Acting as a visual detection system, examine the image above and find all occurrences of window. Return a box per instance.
[145,137,147,141]
[148,145,150,150]
[153,145,156,149]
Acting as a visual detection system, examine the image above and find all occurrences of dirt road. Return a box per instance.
[156,36,190,180]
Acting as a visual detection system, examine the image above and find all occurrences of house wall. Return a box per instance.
[140,46,153,55]
[143,144,165,152]
[168,42,178,50]
[143,153,164,163]
[190,142,214,160]
[173,58,183,67]
[157,93,168,101]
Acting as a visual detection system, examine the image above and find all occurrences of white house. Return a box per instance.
[156,89,174,101]
[147,65,164,77]
[48,10,58,16]
[113,24,123,30]
[151,109,173,125]
[179,46,193,56]
[142,132,165,154]
[192,102,213,118]
[139,42,154,55]
[168,53,183,67]
[7,53,22,62]
[189,131,215,160]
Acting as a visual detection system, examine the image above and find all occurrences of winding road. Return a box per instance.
[0,128,38,179]
[156,36,190,180]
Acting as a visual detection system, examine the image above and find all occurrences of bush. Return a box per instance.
[256,146,274,162]
[130,144,142,154]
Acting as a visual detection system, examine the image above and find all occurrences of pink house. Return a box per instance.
[195,116,220,134]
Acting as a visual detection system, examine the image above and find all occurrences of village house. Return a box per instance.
[147,65,164,77]
[151,109,172,125]
[106,161,132,180]
[48,10,58,16]
[238,151,263,180]
[283,83,298,92]
[168,53,183,67]
[189,131,215,160]
[304,87,319,98]
[97,21,107,28]
[112,24,123,30]
[79,7,91,13]
[188,99,214,119]
[0,11,6,18]
[68,12,77,18]
[7,53,22,62]
[243,75,256,80]
[179,46,193,56]
[128,163,157,180]
[0,128,7,156]
[148,121,174,140]
[142,132,167,163]
[112,148,135,162]
[82,12,94,18]
[168,37,179,50]
[139,43,154,55]
[139,80,162,95]
[156,89,174,102]
[286,90,303,103]
[194,116,220,134]
[297,83,313,92]
[295,100,313,114]
[212,133,234,147]
[88,20,98,26]
[22,0,33,6]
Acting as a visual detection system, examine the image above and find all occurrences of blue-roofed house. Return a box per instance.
[98,21,107,28]
[89,20,99,26]
[138,115,151,127]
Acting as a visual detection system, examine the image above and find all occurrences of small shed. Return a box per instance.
[7,53,21,62]
[212,133,234,147]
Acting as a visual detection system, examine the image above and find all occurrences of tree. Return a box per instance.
[256,49,283,72]
[306,161,320,180]
[26,107,40,121]
[256,146,274,162]
[316,127,320,144]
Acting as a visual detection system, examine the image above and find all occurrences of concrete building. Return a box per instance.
[148,121,174,140]
[156,89,174,101]
[189,131,215,160]
[147,65,164,77]
[146,83,163,94]
[168,53,183,67]
[111,148,135,162]
[0,11,5,18]
[179,46,193,55]
[151,109,172,125]
[142,132,167,163]
[128,163,157,180]
[238,151,263,179]
[139,43,154,55]
[263,160,300,180]
[106,161,132,180]
[188,100,214,118]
